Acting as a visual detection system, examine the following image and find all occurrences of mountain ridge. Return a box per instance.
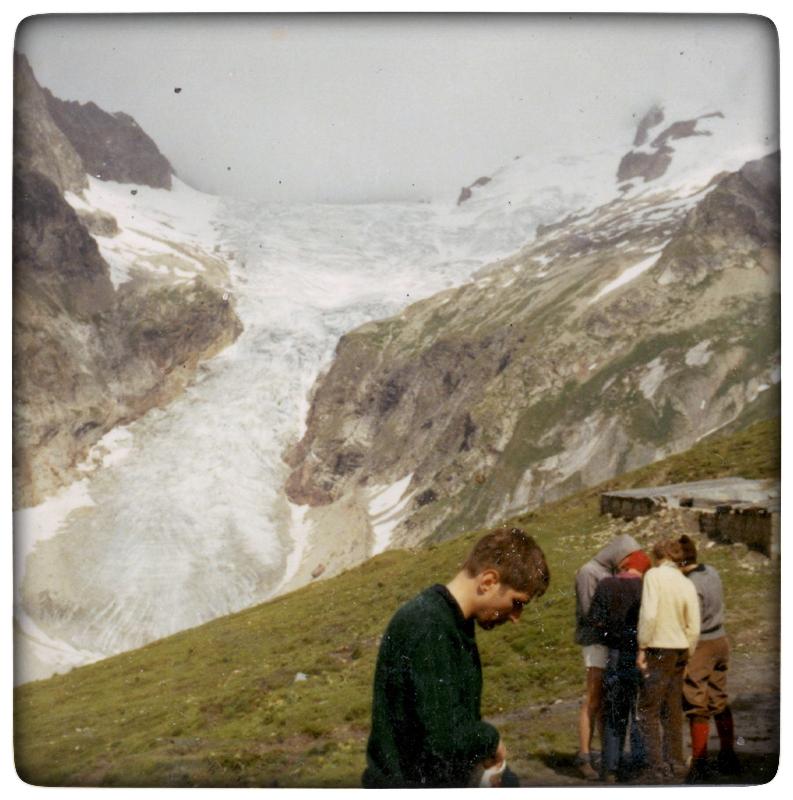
[12,53,241,508]
[44,89,174,189]
[283,118,779,567]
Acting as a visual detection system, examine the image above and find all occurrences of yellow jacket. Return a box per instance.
[638,561,700,654]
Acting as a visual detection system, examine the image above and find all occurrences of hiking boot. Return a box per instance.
[599,771,618,784]
[658,760,688,781]
[575,754,599,781]
[717,749,742,776]
[685,759,711,784]
[632,766,665,785]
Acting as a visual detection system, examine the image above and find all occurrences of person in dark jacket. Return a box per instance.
[362,525,550,788]
[574,533,640,778]
[588,549,652,782]
[676,534,740,783]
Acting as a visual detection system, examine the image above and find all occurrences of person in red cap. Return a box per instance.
[587,549,652,783]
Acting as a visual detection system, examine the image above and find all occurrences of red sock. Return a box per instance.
[714,707,735,752]
[690,719,710,761]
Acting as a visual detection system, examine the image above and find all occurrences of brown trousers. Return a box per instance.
[637,648,689,770]
[683,635,730,721]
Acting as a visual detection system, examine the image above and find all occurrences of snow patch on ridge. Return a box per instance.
[589,251,664,303]
[685,340,713,367]
[503,413,619,516]
[639,357,667,400]
[65,177,223,288]
[367,475,414,555]
[270,503,312,597]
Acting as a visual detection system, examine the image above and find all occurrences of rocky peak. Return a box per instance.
[617,106,725,184]
[13,52,87,195]
[456,175,492,205]
[44,90,174,188]
[633,104,665,146]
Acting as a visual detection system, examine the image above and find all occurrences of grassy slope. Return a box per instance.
[14,419,780,787]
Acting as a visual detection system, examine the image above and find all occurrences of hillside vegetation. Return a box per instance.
[14,419,779,787]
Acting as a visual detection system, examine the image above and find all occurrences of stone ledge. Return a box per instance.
[600,478,780,558]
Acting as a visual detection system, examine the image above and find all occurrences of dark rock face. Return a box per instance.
[44,92,174,188]
[659,152,780,285]
[633,105,665,146]
[76,207,120,237]
[13,53,87,195]
[617,107,725,184]
[284,328,510,509]
[13,166,115,319]
[12,53,242,508]
[617,147,673,183]
[457,175,492,205]
[12,166,243,508]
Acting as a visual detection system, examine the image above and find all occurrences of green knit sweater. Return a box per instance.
[362,584,500,788]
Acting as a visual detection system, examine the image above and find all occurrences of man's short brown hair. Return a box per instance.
[677,534,698,566]
[463,525,550,597]
[653,538,686,565]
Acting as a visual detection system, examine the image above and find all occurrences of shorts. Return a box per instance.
[582,644,608,670]
[683,636,730,719]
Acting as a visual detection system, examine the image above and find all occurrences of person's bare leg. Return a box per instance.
[577,667,603,778]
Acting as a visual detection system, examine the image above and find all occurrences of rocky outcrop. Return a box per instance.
[633,105,665,146]
[457,175,492,205]
[13,166,242,508]
[12,54,241,508]
[616,147,673,183]
[617,107,724,184]
[285,153,779,548]
[13,53,87,195]
[44,93,174,188]
[655,152,779,286]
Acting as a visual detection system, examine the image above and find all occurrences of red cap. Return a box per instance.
[620,550,651,575]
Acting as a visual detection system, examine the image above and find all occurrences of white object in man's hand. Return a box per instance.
[479,759,507,787]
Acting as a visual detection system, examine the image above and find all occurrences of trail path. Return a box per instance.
[492,646,779,787]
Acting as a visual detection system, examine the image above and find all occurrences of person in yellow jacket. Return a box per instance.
[635,538,700,782]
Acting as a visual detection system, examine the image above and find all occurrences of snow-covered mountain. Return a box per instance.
[13,52,779,684]
[286,108,779,557]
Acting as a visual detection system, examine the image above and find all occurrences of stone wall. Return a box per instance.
[599,493,660,520]
[600,483,779,559]
[699,507,780,559]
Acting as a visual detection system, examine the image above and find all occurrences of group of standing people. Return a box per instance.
[360,522,743,788]
[575,532,741,784]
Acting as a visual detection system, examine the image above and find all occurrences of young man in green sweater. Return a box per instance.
[362,525,550,788]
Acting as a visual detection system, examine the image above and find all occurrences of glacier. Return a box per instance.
[13,107,777,684]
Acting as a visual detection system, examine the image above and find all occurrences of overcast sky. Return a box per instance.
[16,14,778,204]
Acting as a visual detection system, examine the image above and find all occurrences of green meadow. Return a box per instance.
[14,419,779,787]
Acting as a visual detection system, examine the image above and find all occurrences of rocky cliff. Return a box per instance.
[44,91,174,189]
[285,115,779,551]
[13,53,87,195]
[13,54,242,508]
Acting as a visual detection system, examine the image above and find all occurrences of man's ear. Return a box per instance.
[477,568,501,594]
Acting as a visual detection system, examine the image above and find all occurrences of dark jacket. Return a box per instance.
[588,572,643,657]
[362,584,499,788]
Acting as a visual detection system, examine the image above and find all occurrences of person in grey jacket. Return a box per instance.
[677,534,740,782]
[574,533,640,778]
